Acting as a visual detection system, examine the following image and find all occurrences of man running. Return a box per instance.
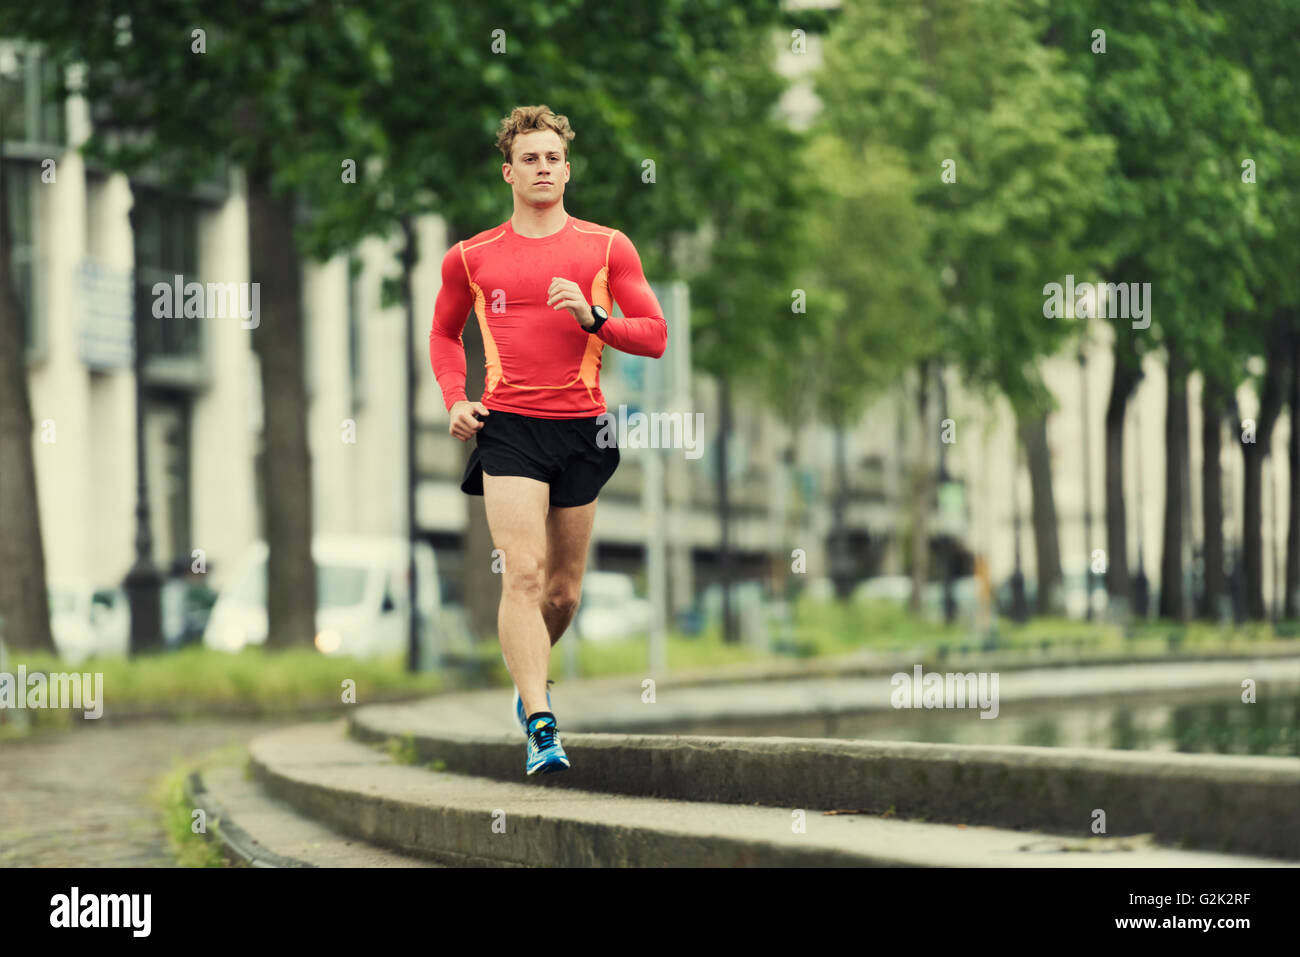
[429,105,666,775]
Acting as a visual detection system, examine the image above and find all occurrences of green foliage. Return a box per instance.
[1046,0,1283,382]
[668,14,820,392]
[808,0,1114,418]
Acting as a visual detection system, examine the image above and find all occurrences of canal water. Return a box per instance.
[837,688,1298,756]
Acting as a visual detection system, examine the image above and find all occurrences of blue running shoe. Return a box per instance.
[513,679,554,736]
[525,714,570,775]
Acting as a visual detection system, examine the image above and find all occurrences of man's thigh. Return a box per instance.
[544,499,597,587]
[483,474,551,574]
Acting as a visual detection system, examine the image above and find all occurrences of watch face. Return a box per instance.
[593,305,608,320]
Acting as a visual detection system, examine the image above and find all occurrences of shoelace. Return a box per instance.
[530,721,557,753]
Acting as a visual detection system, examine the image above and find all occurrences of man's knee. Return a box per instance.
[543,580,581,620]
[502,553,546,602]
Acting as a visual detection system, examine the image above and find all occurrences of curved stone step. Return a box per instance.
[188,765,438,867]
[249,721,1293,868]
[348,684,1300,861]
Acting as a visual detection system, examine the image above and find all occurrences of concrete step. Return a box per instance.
[348,680,1300,861]
[248,721,1293,868]
[187,763,438,867]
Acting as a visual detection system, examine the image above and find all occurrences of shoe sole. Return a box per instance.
[527,757,571,775]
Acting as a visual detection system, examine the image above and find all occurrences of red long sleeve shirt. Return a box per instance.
[429,214,667,419]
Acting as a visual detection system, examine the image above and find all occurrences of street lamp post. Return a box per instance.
[1079,348,1095,620]
[937,370,956,624]
[401,221,421,674]
[123,199,163,655]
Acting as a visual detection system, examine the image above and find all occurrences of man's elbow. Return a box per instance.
[650,324,667,359]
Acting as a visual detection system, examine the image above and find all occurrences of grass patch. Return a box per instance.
[153,744,246,868]
[385,733,419,765]
[571,625,767,678]
[1,645,444,726]
[786,598,1288,660]
[524,599,1295,683]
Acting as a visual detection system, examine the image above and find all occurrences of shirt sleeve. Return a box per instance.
[429,242,474,411]
[597,230,667,358]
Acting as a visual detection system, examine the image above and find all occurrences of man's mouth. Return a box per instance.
[536,182,553,187]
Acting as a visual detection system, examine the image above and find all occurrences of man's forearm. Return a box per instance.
[595,314,667,358]
[429,326,469,410]
[431,243,474,410]
[603,229,667,358]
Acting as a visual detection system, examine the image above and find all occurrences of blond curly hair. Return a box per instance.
[496,105,576,164]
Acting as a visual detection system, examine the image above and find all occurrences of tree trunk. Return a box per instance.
[717,375,737,643]
[1105,343,1141,610]
[1017,409,1063,615]
[829,424,852,601]
[1287,327,1300,619]
[0,146,56,654]
[1200,376,1227,619]
[909,362,930,615]
[1242,312,1291,620]
[1159,344,1189,621]
[246,164,317,649]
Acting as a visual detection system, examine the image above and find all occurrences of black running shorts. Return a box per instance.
[460,409,620,508]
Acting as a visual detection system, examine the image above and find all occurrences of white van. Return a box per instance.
[48,582,131,664]
[203,536,439,659]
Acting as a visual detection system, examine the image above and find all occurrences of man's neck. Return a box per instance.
[510,203,568,238]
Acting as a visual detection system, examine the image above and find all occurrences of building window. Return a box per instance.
[132,187,203,378]
[2,41,64,361]
[4,161,37,355]
[0,43,67,152]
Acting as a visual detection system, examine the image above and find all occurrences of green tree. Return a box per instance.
[1217,0,1300,621]
[1048,0,1278,621]
[813,0,1112,613]
[9,1,400,649]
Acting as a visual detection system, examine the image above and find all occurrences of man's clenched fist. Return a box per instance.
[547,276,594,329]
[449,400,490,441]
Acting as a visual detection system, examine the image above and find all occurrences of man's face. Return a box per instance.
[504,129,569,207]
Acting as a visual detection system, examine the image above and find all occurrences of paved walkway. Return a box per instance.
[0,720,287,867]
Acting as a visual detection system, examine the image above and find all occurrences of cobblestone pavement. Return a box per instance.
[0,720,288,867]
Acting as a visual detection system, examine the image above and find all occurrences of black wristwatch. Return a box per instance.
[588,304,609,334]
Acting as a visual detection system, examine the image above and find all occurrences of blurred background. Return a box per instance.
[0,0,1296,747]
